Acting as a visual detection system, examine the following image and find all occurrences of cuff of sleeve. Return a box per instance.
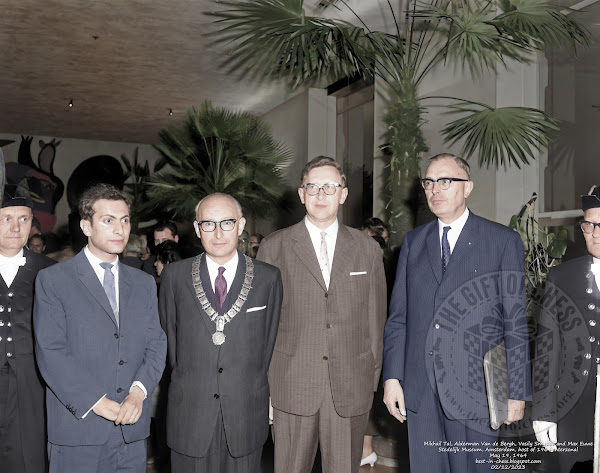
[82,393,107,419]
[130,381,147,399]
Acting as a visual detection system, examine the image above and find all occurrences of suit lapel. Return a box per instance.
[187,254,219,337]
[329,224,353,291]
[426,222,443,285]
[76,251,118,327]
[291,221,327,291]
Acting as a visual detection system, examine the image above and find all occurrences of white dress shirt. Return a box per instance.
[438,208,470,256]
[82,246,146,418]
[305,216,338,288]
[206,252,239,294]
[0,248,26,287]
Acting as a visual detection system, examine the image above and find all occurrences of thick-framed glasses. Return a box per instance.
[420,177,469,191]
[580,220,600,234]
[303,183,343,196]
[195,219,237,232]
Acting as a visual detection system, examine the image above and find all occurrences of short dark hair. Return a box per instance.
[28,232,46,245]
[300,156,346,187]
[156,240,183,265]
[249,233,264,242]
[31,217,41,230]
[362,217,389,236]
[78,183,129,221]
[153,220,178,237]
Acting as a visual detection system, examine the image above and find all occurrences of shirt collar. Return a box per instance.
[438,207,469,234]
[206,251,239,275]
[304,216,338,238]
[0,248,25,263]
[84,245,119,270]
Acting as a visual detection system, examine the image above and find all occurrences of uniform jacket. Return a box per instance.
[0,249,55,473]
[257,220,387,418]
[159,252,282,458]
[34,249,166,446]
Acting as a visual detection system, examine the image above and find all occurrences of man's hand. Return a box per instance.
[505,399,525,424]
[533,420,558,452]
[383,379,407,423]
[92,397,120,421]
[115,387,145,425]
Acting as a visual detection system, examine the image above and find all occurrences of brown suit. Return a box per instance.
[257,220,386,472]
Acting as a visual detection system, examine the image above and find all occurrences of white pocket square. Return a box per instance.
[247,305,267,313]
[349,271,367,276]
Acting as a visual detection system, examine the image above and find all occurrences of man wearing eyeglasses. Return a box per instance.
[532,186,600,472]
[257,156,386,473]
[383,153,530,473]
[159,192,282,473]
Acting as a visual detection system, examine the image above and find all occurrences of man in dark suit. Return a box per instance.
[0,181,55,473]
[257,156,387,473]
[532,186,600,472]
[34,183,166,473]
[383,153,530,473]
[160,192,282,472]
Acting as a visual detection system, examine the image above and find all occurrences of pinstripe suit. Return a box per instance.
[383,212,531,473]
[258,220,386,472]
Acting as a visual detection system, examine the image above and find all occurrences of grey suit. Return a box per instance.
[34,250,166,471]
[257,221,386,473]
[159,252,282,471]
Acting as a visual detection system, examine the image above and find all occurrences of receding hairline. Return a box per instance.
[427,153,471,179]
[194,193,243,219]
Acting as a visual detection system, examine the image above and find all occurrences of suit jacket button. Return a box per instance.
[323,356,328,360]
[117,388,123,393]
[114,333,119,339]
[326,324,331,328]
[6,352,12,357]
[214,394,219,399]
[429,351,434,356]
[324,293,328,298]
[218,368,223,373]
[7,337,11,342]
[119,360,124,365]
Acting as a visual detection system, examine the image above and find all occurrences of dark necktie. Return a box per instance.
[99,262,119,326]
[442,226,451,273]
[215,266,227,308]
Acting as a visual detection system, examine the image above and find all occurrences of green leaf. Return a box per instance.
[441,101,559,168]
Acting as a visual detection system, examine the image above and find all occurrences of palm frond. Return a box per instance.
[147,101,292,220]
[440,100,559,169]
[492,0,592,50]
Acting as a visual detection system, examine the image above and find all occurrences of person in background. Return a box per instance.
[28,232,46,254]
[362,217,390,246]
[142,221,179,277]
[248,233,264,251]
[29,216,42,238]
[238,230,249,255]
[121,234,144,270]
[34,183,166,473]
[0,181,56,473]
[154,240,183,278]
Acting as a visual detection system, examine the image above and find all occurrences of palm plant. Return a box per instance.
[145,101,292,221]
[209,0,590,238]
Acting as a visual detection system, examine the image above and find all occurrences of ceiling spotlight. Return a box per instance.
[169,109,173,116]
[68,99,73,108]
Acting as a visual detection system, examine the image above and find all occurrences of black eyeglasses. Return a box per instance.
[580,220,600,234]
[421,177,469,191]
[303,183,343,196]
[195,219,237,232]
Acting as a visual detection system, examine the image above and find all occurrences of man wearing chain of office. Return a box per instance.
[159,192,283,472]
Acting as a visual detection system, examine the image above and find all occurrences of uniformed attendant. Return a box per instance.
[533,185,600,472]
[0,180,56,472]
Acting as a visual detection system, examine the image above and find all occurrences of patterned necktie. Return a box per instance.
[99,262,119,326]
[215,266,227,308]
[442,226,451,273]
[320,231,331,286]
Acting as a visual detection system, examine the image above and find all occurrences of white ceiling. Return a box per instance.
[0,0,596,145]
